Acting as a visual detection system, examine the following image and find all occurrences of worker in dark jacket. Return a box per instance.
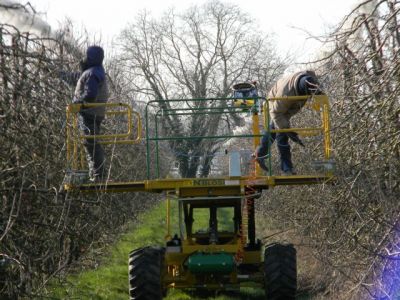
[73,46,109,181]
[255,70,321,175]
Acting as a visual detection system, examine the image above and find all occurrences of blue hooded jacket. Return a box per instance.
[73,46,109,117]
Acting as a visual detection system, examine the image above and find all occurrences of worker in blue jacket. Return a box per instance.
[73,46,109,182]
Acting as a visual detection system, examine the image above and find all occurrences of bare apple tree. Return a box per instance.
[118,0,287,178]
[257,1,400,298]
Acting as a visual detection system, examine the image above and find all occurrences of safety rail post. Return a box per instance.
[251,97,262,176]
[155,111,160,178]
[145,100,152,179]
[66,106,71,167]
[73,113,79,170]
[265,97,273,176]
[165,191,172,241]
[79,135,85,170]
[321,95,331,160]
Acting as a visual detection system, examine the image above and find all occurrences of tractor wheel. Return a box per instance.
[128,246,165,300]
[264,243,297,300]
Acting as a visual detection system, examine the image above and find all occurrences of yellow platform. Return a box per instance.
[64,174,334,196]
[64,95,334,197]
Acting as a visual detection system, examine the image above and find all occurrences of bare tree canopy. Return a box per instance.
[4,0,400,299]
[320,1,400,297]
[258,1,400,299]
[0,18,163,300]
[118,0,287,178]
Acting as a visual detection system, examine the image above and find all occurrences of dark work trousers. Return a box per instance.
[256,123,293,172]
[78,112,105,179]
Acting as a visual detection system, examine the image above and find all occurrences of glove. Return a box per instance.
[287,132,305,147]
[72,97,84,104]
[71,99,85,112]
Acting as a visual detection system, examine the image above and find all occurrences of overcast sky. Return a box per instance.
[10,0,357,63]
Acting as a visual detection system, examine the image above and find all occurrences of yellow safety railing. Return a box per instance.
[66,103,142,170]
[262,94,332,163]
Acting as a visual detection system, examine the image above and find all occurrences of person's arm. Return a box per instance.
[59,70,81,86]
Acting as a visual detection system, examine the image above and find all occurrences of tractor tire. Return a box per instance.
[264,243,297,300]
[128,246,165,300]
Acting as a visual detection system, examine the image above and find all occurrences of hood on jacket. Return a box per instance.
[80,46,104,71]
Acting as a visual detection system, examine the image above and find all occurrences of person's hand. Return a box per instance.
[72,96,84,104]
[71,99,85,111]
[287,132,305,147]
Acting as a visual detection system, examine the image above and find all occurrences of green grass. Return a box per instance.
[46,201,269,299]
[47,201,168,299]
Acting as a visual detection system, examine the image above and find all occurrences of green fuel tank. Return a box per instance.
[187,252,235,274]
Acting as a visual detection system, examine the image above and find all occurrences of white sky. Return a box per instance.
[20,0,356,63]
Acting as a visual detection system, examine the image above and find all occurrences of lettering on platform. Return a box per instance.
[193,179,225,186]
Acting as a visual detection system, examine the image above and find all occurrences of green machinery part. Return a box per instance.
[187,252,235,274]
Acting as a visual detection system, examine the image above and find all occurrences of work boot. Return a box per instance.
[252,153,268,172]
[90,173,109,183]
[257,158,269,172]
[283,169,297,176]
[89,176,101,183]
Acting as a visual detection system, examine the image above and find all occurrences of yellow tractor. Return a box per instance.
[64,91,334,299]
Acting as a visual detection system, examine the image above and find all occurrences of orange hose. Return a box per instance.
[235,157,257,264]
